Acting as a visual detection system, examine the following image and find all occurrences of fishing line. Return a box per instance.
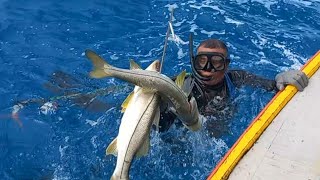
[160,10,174,73]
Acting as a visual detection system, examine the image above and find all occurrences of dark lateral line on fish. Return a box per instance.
[111,67,185,95]
[120,93,158,175]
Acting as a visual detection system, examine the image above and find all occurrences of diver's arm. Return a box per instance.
[158,75,202,132]
[228,70,277,91]
[159,111,176,132]
[158,100,177,132]
[228,69,308,92]
[157,75,182,132]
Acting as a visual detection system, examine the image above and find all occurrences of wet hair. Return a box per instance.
[197,39,228,55]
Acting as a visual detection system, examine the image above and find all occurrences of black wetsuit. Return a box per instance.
[158,69,277,133]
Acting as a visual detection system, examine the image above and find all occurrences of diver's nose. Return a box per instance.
[203,62,213,72]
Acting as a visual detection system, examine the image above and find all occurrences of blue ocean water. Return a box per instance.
[0,0,319,179]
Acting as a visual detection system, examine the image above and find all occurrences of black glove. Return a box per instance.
[275,70,309,91]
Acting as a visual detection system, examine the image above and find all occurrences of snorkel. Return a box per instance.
[189,33,213,82]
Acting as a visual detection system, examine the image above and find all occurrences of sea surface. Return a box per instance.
[0,0,319,179]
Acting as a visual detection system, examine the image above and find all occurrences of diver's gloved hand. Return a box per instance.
[184,97,202,131]
[275,70,309,91]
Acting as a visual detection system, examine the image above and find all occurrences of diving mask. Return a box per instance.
[194,52,228,72]
[189,33,230,81]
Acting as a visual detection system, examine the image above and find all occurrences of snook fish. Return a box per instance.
[103,60,161,180]
[85,49,201,131]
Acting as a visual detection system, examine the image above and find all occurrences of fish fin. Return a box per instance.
[85,49,112,78]
[121,91,134,113]
[106,138,118,156]
[146,60,161,72]
[129,59,142,70]
[136,136,150,158]
[175,70,186,89]
[181,75,195,97]
[152,106,161,131]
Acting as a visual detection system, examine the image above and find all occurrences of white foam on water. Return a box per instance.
[91,135,98,149]
[173,19,186,27]
[189,0,225,14]
[169,34,188,45]
[52,164,71,180]
[93,107,117,127]
[234,0,249,3]
[65,136,69,143]
[283,0,314,7]
[33,119,46,125]
[190,23,199,33]
[110,54,119,60]
[274,42,305,70]
[39,102,57,115]
[256,58,279,67]
[200,30,214,37]
[251,31,269,50]
[234,0,278,11]
[224,16,244,26]
[177,48,187,60]
[85,119,99,127]
[134,44,163,63]
[200,29,225,37]
[59,145,68,158]
[235,0,317,10]
[165,3,179,12]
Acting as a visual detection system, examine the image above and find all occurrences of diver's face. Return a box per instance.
[196,46,229,86]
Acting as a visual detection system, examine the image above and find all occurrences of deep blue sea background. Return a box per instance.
[0,0,319,179]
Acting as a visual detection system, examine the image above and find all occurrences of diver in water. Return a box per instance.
[159,34,309,134]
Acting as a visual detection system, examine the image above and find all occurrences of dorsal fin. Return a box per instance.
[121,91,134,113]
[175,70,186,89]
[152,106,161,131]
[129,59,142,70]
[106,138,118,156]
[181,75,195,97]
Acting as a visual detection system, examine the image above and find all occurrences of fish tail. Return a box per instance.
[85,49,112,78]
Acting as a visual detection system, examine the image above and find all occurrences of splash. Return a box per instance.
[39,102,58,115]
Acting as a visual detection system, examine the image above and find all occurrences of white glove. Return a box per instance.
[275,70,309,91]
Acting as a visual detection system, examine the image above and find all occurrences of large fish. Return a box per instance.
[85,49,201,131]
[103,59,161,180]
